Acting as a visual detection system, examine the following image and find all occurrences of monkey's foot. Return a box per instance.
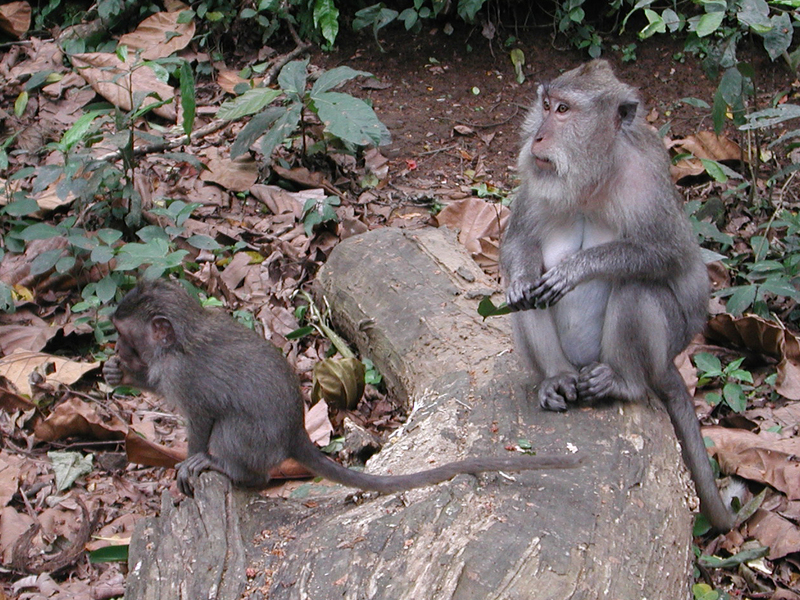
[538,373,579,411]
[577,363,639,403]
[176,452,222,497]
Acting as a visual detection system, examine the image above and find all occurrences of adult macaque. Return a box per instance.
[104,279,581,497]
[500,60,734,531]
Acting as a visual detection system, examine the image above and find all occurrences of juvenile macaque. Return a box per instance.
[500,60,734,531]
[104,279,581,497]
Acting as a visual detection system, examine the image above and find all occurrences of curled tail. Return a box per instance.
[290,436,582,494]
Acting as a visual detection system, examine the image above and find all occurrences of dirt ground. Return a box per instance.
[316,24,795,196]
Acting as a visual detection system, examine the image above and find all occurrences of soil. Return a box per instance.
[315,23,795,196]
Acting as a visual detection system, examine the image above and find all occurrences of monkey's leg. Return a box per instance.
[589,286,734,531]
[511,309,578,411]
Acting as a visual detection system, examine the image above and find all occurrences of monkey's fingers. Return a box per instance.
[102,357,124,387]
[176,453,218,496]
[506,281,538,311]
[538,373,578,411]
[576,363,616,403]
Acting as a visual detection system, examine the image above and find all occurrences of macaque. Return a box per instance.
[500,60,734,531]
[104,279,581,497]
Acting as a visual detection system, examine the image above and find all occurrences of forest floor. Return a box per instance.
[1,12,800,600]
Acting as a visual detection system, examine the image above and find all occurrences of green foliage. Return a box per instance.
[692,583,729,600]
[694,352,754,413]
[220,59,390,164]
[302,195,341,235]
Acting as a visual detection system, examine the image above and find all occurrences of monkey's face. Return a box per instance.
[111,317,152,384]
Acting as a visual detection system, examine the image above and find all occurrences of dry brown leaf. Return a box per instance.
[34,396,127,442]
[668,132,743,182]
[125,429,186,468]
[0,506,33,563]
[117,10,195,60]
[272,165,342,198]
[0,309,59,355]
[0,2,31,38]
[70,52,176,121]
[703,426,800,500]
[85,513,138,552]
[0,451,24,507]
[306,399,333,447]
[218,251,253,292]
[434,198,510,256]
[707,313,800,400]
[216,66,249,95]
[0,376,36,412]
[745,508,800,559]
[0,349,100,397]
[199,147,258,192]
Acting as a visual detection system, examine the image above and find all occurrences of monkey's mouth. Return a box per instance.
[534,156,555,170]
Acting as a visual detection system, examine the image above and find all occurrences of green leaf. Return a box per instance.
[640,9,666,38]
[310,66,373,96]
[457,0,486,23]
[510,48,525,84]
[218,88,283,121]
[313,92,391,146]
[89,544,129,563]
[62,111,101,151]
[230,106,285,158]
[682,97,711,109]
[698,545,769,569]
[693,11,725,37]
[95,276,118,303]
[3,197,40,216]
[313,0,340,47]
[700,159,727,182]
[18,222,61,241]
[693,352,722,375]
[286,325,315,339]
[725,284,758,315]
[278,59,309,99]
[28,248,62,274]
[763,12,793,61]
[180,60,196,137]
[692,582,720,600]
[91,245,116,264]
[722,382,747,412]
[477,296,512,319]
[259,102,303,162]
[187,234,221,250]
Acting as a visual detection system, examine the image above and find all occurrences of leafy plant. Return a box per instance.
[220,59,390,164]
[302,195,341,235]
[694,352,754,413]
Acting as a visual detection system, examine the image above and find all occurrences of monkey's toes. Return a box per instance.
[577,363,616,402]
[538,374,578,411]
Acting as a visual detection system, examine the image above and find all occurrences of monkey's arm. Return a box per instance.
[527,239,685,308]
[501,209,546,311]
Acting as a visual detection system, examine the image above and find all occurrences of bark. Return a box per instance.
[125,227,694,600]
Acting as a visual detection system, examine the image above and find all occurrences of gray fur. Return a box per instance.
[104,279,581,498]
[501,60,733,531]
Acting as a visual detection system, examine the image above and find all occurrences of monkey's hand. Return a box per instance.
[506,279,540,311]
[527,264,576,308]
[538,373,578,412]
[176,452,224,497]
[103,356,124,387]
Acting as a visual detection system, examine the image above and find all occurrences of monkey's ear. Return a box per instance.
[152,316,176,346]
[618,101,638,126]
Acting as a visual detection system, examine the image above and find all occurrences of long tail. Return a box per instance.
[290,436,583,494]
[657,366,734,532]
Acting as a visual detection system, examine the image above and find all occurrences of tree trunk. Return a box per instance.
[125,227,693,600]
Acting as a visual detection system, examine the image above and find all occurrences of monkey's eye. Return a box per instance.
[542,99,550,111]
[556,103,569,114]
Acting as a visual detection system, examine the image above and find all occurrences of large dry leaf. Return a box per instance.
[0,349,100,397]
[117,11,195,60]
[125,429,186,468]
[34,396,127,442]
[199,147,258,192]
[707,313,800,400]
[250,184,304,217]
[0,309,59,354]
[70,52,176,121]
[0,451,24,507]
[0,506,33,563]
[703,426,800,500]
[668,132,743,182]
[745,508,800,559]
[434,197,510,256]
[0,1,30,38]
